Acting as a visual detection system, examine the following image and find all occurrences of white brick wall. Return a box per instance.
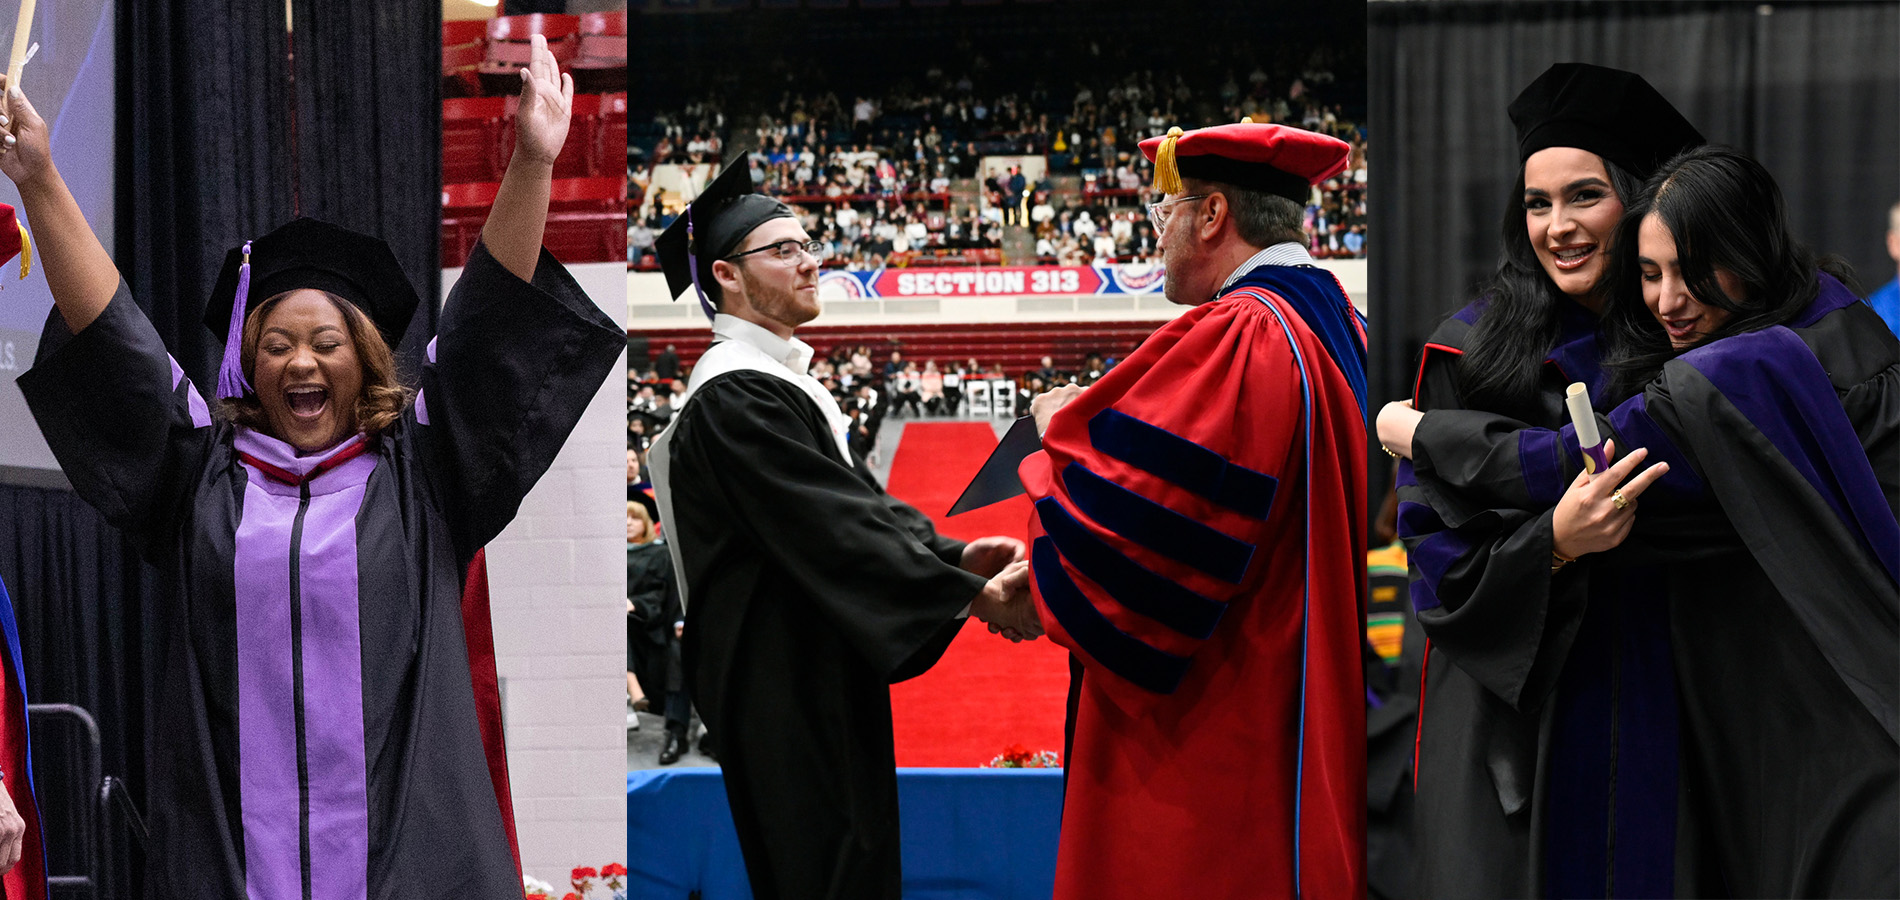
[443,261,627,884]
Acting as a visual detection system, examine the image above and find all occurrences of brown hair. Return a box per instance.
[219,290,413,437]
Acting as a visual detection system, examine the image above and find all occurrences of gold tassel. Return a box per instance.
[16,222,28,280]
[1154,126,1185,195]
[1241,115,1253,123]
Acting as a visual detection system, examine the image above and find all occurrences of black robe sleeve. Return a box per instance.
[17,285,218,557]
[1415,322,1900,740]
[670,371,985,681]
[1397,319,1587,711]
[417,240,626,564]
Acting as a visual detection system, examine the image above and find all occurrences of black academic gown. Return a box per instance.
[1406,274,1900,897]
[17,242,624,900]
[663,368,983,900]
[1400,297,1682,898]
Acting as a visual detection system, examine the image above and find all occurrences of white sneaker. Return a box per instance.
[627,700,641,731]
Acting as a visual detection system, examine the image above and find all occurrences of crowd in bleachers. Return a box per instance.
[628,342,1132,475]
[629,39,1367,269]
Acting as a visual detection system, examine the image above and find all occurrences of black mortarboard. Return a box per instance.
[653,157,796,321]
[204,217,420,399]
[1508,63,1704,180]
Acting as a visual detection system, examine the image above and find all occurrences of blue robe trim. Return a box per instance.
[1223,264,1368,421]
[1086,408,1277,519]
[1233,287,1322,890]
[1589,394,1706,499]
[1681,325,1900,584]
[1400,503,1470,616]
[1790,271,1861,328]
[1060,462,1255,584]
[1035,498,1228,640]
[1544,569,1680,898]
[1544,300,1611,405]
[1516,429,1569,509]
[1032,537,1191,694]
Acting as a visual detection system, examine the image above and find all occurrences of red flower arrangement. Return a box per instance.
[983,743,1061,768]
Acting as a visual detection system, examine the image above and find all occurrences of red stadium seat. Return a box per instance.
[499,93,602,180]
[599,92,628,176]
[544,177,629,263]
[442,19,488,97]
[479,14,580,95]
[439,181,501,269]
[573,11,628,95]
[442,97,508,184]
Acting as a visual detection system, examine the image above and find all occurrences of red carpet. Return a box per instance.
[884,422,1071,767]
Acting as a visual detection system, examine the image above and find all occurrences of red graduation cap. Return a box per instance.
[0,203,31,280]
[1138,121,1351,205]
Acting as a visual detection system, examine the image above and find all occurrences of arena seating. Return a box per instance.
[443,177,628,267]
[441,11,630,267]
[572,11,629,95]
[634,320,1164,378]
[477,13,580,95]
[441,19,488,98]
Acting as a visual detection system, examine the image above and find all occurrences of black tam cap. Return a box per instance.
[204,217,420,399]
[1508,63,1705,180]
[653,158,796,321]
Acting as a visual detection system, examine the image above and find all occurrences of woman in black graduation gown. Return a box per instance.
[1381,145,1899,896]
[1371,64,1703,897]
[3,39,624,899]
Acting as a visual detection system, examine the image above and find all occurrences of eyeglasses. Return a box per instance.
[727,238,826,264]
[1146,194,1209,232]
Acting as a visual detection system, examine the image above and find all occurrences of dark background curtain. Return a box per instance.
[287,0,443,359]
[0,0,440,890]
[1367,0,1900,507]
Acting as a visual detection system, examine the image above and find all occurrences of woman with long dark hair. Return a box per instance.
[1383,144,1899,895]
[1374,63,1702,897]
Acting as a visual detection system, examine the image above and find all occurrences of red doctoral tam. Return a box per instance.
[1138,121,1351,204]
[0,204,31,279]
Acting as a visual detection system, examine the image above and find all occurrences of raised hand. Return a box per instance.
[0,78,51,188]
[1552,439,1670,559]
[512,34,574,169]
[961,535,1026,579]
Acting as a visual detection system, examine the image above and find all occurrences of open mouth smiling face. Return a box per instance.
[253,290,364,454]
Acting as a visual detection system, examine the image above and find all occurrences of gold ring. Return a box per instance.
[1610,490,1629,510]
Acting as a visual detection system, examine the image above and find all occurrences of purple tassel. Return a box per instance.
[686,210,715,322]
[216,240,255,399]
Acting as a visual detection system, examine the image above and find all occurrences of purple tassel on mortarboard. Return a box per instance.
[216,241,255,400]
[686,209,716,323]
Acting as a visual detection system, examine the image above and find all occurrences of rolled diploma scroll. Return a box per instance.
[5,0,31,97]
[1565,382,1610,475]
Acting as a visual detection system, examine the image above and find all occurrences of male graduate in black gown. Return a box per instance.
[647,160,1041,900]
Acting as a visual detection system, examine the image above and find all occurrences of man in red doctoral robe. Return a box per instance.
[1019,121,1368,899]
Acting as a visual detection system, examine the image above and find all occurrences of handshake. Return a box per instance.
[960,536,1045,643]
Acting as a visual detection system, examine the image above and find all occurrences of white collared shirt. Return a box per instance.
[1219,241,1316,294]
[675,314,853,464]
[710,314,815,378]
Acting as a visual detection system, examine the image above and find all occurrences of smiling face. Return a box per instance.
[717,218,820,338]
[251,290,365,453]
[1522,147,1625,306]
[1638,212,1740,350]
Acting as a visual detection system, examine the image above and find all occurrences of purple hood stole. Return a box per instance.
[231,430,376,900]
